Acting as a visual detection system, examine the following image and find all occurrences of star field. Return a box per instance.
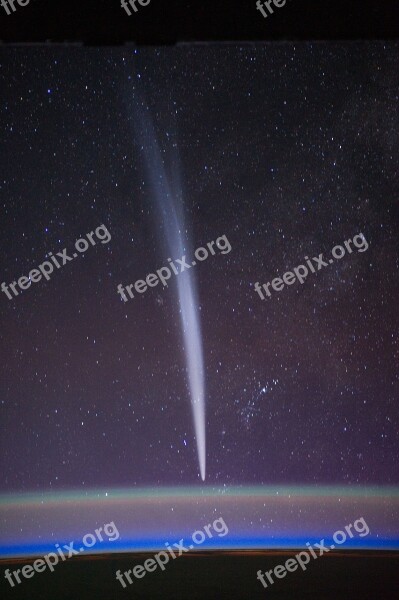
[0,43,398,497]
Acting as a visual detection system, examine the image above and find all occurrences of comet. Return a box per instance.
[132,101,206,481]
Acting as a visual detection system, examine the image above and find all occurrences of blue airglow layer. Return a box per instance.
[1,486,398,558]
[2,537,399,559]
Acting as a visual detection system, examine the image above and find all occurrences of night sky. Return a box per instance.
[0,43,398,515]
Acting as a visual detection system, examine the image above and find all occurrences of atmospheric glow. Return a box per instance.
[1,486,399,557]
